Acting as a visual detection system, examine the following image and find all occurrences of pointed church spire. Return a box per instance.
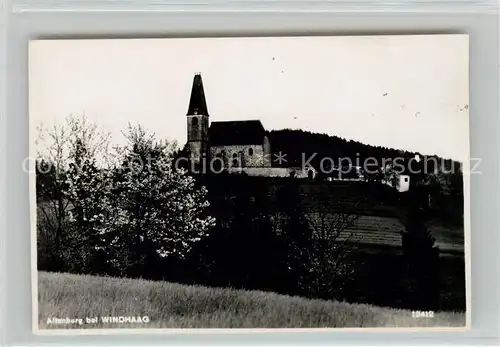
[187,73,209,116]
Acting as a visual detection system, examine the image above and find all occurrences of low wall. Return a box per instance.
[226,167,314,179]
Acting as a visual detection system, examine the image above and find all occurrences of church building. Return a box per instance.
[186,73,272,169]
[184,73,317,179]
[183,73,411,187]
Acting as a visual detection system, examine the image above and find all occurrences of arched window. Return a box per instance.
[212,157,223,172]
[192,117,198,127]
[232,153,238,159]
[248,148,253,156]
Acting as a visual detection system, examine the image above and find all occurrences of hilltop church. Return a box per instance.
[184,73,314,178]
[186,73,272,169]
[183,73,411,191]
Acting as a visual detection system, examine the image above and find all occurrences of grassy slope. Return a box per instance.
[38,271,465,329]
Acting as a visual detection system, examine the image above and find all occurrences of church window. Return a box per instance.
[232,159,239,167]
[248,148,253,156]
[192,117,198,127]
[213,158,223,172]
[232,153,238,159]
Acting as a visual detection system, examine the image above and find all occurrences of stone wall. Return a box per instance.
[226,167,316,179]
[210,144,266,167]
[188,141,202,162]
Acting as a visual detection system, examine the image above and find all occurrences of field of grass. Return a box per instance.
[38,271,465,330]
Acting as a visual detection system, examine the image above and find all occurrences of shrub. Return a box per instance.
[400,195,440,310]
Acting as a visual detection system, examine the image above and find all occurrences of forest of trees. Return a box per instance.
[267,129,464,226]
[35,116,463,310]
[268,129,462,173]
[35,116,361,300]
[35,118,215,277]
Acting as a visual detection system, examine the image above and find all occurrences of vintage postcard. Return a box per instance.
[29,35,470,332]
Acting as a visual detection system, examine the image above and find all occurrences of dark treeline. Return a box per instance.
[268,129,461,173]
[267,129,464,226]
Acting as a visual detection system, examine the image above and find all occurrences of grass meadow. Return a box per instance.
[38,271,466,330]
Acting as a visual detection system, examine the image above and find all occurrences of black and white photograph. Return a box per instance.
[29,35,470,331]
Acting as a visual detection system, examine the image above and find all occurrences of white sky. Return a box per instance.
[29,35,469,161]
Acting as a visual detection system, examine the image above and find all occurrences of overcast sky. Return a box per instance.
[29,35,469,161]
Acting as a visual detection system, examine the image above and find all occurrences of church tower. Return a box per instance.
[186,73,209,164]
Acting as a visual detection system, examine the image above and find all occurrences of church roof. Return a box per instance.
[209,120,266,146]
[187,73,209,116]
